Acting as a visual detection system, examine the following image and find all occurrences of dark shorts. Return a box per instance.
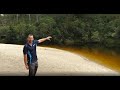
[28,61,38,76]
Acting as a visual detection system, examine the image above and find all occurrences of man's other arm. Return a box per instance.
[23,45,29,70]
[24,54,29,70]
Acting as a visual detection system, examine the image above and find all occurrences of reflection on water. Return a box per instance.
[41,45,120,72]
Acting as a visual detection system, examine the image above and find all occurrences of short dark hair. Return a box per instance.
[28,34,33,37]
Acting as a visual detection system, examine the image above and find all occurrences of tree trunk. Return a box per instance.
[36,14,39,22]
[28,14,31,22]
[16,14,19,22]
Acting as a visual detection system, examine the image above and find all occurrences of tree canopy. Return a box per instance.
[0,14,120,48]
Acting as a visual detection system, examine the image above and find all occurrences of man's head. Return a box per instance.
[27,34,34,43]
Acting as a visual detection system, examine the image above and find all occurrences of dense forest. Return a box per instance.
[0,14,120,49]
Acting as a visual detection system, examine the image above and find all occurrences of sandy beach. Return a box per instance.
[0,43,119,76]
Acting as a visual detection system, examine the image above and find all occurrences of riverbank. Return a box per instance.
[0,44,119,76]
[44,45,120,73]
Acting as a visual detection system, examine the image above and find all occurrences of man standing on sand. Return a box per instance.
[23,34,52,76]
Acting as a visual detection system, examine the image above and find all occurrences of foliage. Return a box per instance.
[0,14,120,48]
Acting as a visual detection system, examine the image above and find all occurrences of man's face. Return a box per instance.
[27,35,34,43]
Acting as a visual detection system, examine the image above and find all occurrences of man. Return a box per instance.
[23,34,52,76]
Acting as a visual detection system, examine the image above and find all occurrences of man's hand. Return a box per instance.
[25,64,29,70]
[46,36,52,41]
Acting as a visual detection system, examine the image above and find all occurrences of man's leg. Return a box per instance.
[34,61,38,76]
[29,61,38,76]
[29,63,36,76]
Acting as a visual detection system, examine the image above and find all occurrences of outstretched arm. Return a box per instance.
[38,36,52,43]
